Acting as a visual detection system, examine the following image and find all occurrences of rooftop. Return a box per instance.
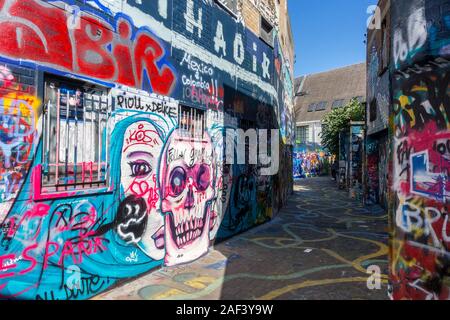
[294,63,367,123]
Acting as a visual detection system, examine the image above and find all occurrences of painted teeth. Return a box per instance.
[174,216,205,246]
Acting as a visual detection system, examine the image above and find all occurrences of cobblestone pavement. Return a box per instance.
[93,177,389,300]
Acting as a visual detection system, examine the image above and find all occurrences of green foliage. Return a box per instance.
[320,98,365,156]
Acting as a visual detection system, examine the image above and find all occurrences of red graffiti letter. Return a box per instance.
[74,16,115,80]
[114,19,136,87]
[134,32,175,95]
[93,237,107,253]
[0,0,72,69]
[59,241,77,266]
[43,242,59,270]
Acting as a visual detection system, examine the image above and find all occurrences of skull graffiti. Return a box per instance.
[159,129,215,266]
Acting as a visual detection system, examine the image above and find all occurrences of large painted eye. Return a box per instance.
[129,161,152,177]
[169,167,186,197]
[196,164,211,192]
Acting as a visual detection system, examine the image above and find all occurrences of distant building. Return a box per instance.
[292,64,366,179]
[294,63,367,152]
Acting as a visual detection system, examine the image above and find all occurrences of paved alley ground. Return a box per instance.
[93,177,389,300]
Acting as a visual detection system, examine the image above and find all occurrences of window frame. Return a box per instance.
[37,77,112,200]
[315,101,328,111]
[332,99,345,109]
[260,15,275,48]
[214,0,239,18]
[307,103,316,112]
[296,126,309,144]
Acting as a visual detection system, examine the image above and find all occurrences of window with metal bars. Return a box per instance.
[41,79,110,193]
[178,105,206,140]
[260,16,274,47]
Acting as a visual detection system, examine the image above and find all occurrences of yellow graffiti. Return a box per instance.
[153,288,187,300]
[323,231,389,280]
[258,277,389,300]
[2,92,41,127]
[184,276,216,290]
[398,95,409,107]
[411,85,428,92]
[339,233,388,267]
[398,95,415,127]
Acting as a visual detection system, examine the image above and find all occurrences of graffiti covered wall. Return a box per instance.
[293,147,328,179]
[390,0,450,300]
[0,0,294,299]
[366,135,388,208]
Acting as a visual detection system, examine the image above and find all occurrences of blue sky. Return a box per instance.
[288,0,378,77]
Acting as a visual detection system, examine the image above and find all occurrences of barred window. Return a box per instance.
[179,105,206,140]
[42,80,110,193]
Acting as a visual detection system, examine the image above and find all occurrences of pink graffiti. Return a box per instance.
[125,125,161,152]
[0,236,107,279]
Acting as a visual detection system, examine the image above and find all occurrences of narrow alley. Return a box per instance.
[1,0,449,304]
[94,177,389,300]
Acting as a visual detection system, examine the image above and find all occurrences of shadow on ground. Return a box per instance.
[93,177,389,300]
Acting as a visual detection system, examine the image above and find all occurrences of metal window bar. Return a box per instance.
[65,91,70,191]
[44,96,52,184]
[55,90,61,190]
[178,106,205,139]
[74,91,79,189]
[104,95,110,185]
[42,87,109,192]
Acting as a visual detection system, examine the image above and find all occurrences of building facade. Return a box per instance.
[367,0,450,300]
[0,0,295,300]
[293,64,366,178]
